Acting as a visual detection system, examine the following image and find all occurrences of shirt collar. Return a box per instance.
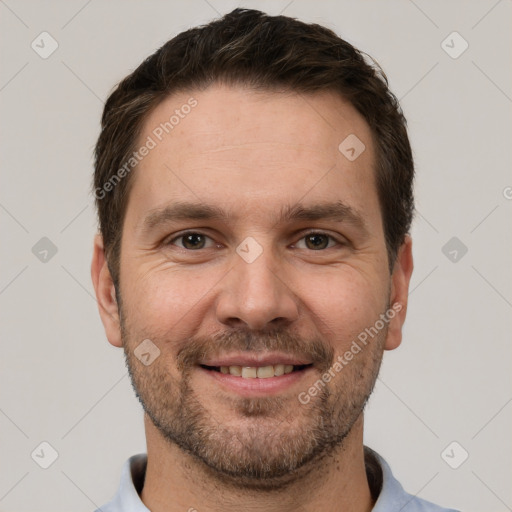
[96,446,456,512]
[98,453,149,512]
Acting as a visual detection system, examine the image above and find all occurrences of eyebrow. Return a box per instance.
[141,202,232,232]
[139,200,369,235]
[280,201,367,231]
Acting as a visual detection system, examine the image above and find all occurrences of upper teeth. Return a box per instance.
[219,364,295,378]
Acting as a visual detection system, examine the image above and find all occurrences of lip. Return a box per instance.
[199,352,313,367]
[198,364,314,397]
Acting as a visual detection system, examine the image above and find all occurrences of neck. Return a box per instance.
[140,413,374,512]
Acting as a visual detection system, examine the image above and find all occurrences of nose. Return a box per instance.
[215,248,300,331]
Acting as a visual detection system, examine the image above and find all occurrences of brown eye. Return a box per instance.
[305,234,330,250]
[169,232,213,250]
[295,232,339,251]
[182,233,205,249]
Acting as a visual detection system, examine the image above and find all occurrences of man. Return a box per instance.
[91,8,459,512]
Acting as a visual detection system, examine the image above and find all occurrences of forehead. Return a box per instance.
[124,84,380,231]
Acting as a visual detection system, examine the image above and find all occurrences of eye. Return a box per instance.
[294,232,341,251]
[167,232,215,250]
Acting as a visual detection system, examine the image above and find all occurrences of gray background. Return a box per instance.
[1,1,511,511]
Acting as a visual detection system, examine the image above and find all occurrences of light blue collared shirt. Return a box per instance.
[94,446,460,512]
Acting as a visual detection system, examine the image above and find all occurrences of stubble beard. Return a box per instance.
[119,305,386,490]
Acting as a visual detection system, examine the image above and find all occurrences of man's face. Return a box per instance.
[94,84,411,488]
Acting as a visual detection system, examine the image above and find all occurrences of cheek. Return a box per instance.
[124,264,222,339]
[302,268,387,349]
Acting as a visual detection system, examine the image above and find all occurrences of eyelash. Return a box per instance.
[296,231,344,250]
[166,230,344,251]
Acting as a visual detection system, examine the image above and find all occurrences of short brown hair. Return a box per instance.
[93,8,414,287]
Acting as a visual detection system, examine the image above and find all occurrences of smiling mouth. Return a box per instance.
[199,364,313,379]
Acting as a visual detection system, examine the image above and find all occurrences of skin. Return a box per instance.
[91,84,413,512]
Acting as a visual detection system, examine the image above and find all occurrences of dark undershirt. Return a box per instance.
[364,446,384,502]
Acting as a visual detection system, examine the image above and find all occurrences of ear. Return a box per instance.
[91,234,123,348]
[384,235,414,351]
